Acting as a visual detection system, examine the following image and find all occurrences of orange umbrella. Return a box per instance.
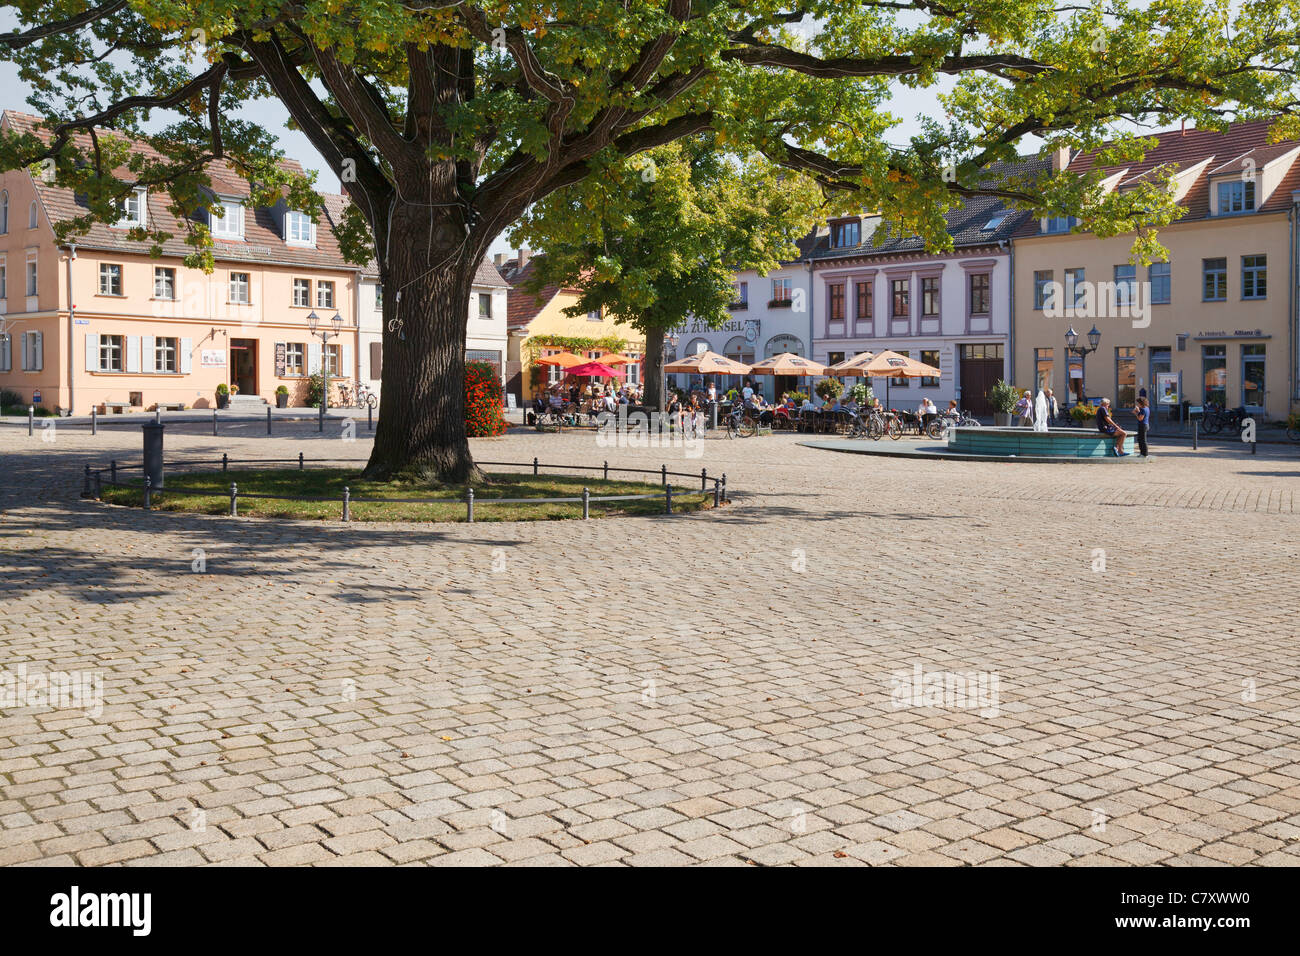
[664,350,752,374]
[747,353,829,376]
[534,351,587,368]
[595,352,635,365]
[864,350,941,378]
[828,351,877,377]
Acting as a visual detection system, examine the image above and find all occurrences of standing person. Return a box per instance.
[1015,390,1033,426]
[741,379,754,404]
[707,380,717,404]
[1096,398,1129,456]
[1044,388,1059,425]
[1134,395,1151,457]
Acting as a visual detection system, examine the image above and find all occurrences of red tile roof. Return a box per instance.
[1014,119,1300,238]
[500,255,586,330]
[3,109,353,270]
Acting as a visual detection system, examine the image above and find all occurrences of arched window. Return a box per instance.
[764,334,804,358]
[681,337,712,359]
[0,190,8,234]
[29,200,38,229]
[722,335,755,365]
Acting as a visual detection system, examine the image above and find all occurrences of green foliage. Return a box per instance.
[1071,403,1100,423]
[525,334,629,360]
[988,380,1020,415]
[814,378,844,403]
[847,383,875,406]
[276,384,289,395]
[0,388,22,407]
[787,391,809,405]
[305,372,326,408]
[215,383,229,395]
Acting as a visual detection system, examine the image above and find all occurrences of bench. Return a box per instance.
[100,402,133,414]
[154,402,186,411]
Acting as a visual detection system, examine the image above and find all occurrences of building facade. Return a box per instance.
[1011,120,1300,425]
[809,174,1045,415]
[0,110,360,414]
[666,249,816,401]
[499,249,646,404]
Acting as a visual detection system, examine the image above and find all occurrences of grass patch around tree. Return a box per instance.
[100,467,715,521]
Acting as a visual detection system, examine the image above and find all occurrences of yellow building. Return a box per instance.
[498,249,646,404]
[1012,121,1300,425]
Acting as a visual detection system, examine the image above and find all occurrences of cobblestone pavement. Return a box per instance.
[2,420,1299,867]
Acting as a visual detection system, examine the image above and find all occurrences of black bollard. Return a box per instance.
[142,420,165,490]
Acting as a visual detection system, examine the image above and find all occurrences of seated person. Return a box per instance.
[547,389,564,410]
[800,396,817,411]
[1095,397,1129,456]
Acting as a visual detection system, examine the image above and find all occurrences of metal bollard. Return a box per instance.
[720,473,727,502]
[701,467,707,492]
[342,486,350,522]
[533,456,539,476]
[368,404,373,432]
[664,483,673,515]
[28,406,33,436]
[267,406,272,435]
[299,451,304,471]
[603,460,608,480]
[713,478,721,508]
[212,408,218,436]
[661,464,667,486]
[91,407,98,436]
[582,487,590,520]
[143,475,152,510]
[155,408,161,424]
[1192,420,1198,450]
[222,453,228,472]
[83,465,91,497]
[466,487,475,523]
[110,460,117,484]
[229,483,238,517]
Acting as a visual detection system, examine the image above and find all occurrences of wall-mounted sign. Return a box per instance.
[744,319,760,344]
[73,318,89,326]
[274,342,287,376]
[200,350,226,367]
[1156,371,1180,405]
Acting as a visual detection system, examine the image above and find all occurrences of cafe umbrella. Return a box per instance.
[863,350,943,407]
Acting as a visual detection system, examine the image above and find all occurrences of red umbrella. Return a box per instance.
[566,361,620,378]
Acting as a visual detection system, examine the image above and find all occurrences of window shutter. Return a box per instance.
[180,337,192,374]
[0,334,9,372]
[340,342,353,380]
[86,333,98,371]
[370,342,382,379]
[20,332,28,370]
[308,342,321,375]
[142,335,155,373]
[32,330,42,370]
[126,335,140,373]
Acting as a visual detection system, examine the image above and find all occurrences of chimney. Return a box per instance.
[1051,146,1072,172]
[494,252,505,269]
[517,247,531,271]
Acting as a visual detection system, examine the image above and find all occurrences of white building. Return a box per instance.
[667,238,818,400]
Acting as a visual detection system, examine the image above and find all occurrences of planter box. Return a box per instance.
[276,393,289,408]
[993,412,1011,426]
[216,395,230,409]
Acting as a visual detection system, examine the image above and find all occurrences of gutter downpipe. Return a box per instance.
[66,243,76,416]
[1004,238,1014,388]
[1290,196,1297,413]
[806,256,815,391]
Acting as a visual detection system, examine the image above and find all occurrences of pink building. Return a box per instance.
[0,110,361,414]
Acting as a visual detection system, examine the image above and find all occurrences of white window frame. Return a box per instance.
[284,342,305,376]
[625,354,641,386]
[155,336,177,373]
[99,333,123,372]
[22,330,42,370]
[115,187,147,229]
[285,210,315,246]
[0,190,8,234]
[316,281,335,309]
[292,278,311,307]
[25,252,37,296]
[28,200,38,229]
[211,198,245,239]
[153,266,176,300]
[325,343,341,376]
[0,256,6,300]
[229,272,250,305]
[772,276,792,302]
[478,293,492,319]
[99,263,123,296]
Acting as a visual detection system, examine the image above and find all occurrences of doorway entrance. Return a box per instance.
[958,343,1003,416]
[230,339,258,395]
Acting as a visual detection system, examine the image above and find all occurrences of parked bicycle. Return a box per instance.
[336,380,378,409]
[929,409,981,439]
[725,403,758,438]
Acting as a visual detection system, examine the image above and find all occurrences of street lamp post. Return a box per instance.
[1064,324,1101,409]
[660,331,678,409]
[308,310,344,432]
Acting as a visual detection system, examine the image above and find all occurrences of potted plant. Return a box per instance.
[215,383,230,409]
[814,377,844,404]
[988,379,1019,426]
[275,384,290,408]
[847,383,874,406]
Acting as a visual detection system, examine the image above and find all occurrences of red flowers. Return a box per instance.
[465,361,507,437]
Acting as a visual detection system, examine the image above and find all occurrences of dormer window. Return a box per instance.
[285,210,315,246]
[114,187,147,229]
[1216,180,1255,215]
[211,198,245,239]
[982,212,1008,231]
[1043,215,1077,234]
[831,220,861,248]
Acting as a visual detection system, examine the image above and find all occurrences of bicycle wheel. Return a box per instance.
[927,420,946,440]
[887,418,903,440]
[1287,426,1300,442]
[738,416,757,438]
[868,418,883,440]
[365,394,377,409]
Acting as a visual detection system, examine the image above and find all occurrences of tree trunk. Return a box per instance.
[642,326,666,411]
[364,212,483,483]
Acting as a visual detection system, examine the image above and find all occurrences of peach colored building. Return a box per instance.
[1012,120,1300,425]
[0,110,361,414]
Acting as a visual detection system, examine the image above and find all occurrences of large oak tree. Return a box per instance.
[2,1,1298,479]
